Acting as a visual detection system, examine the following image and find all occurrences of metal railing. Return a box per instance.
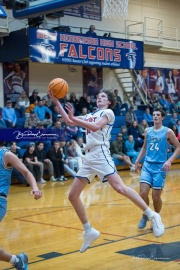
[1,14,180,50]
[125,16,180,50]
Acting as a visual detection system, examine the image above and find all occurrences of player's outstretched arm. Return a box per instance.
[4,152,42,200]
[65,102,108,131]
[48,90,75,125]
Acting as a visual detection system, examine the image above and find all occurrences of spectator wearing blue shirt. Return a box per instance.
[34,99,52,128]
[143,107,153,126]
[2,100,17,128]
[86,25,97,36]
[52,105,60,123]
[158,94,170,113]
[168,112,178,129]
[124,135,139,161]
[128,121,144,150]
[0,110,6,128]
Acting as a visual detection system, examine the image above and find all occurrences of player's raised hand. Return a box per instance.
[48,89,58,102]
[65,102,74,119]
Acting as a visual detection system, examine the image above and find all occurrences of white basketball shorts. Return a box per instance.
[76,145,117,183]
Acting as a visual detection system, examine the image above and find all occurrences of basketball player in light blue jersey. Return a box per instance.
[135,108,180,230]
[49,89,165,253]
[0,142,42,269]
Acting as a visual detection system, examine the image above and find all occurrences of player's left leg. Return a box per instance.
[151,168,166,213]
[107,172,164,237]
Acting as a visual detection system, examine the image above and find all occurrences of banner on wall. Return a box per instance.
[0,129,64,141]
[3,61,29,105]
[133,67,180,100]
[64,0,101,21]
[29,28,144,69]
[83,66,103,97]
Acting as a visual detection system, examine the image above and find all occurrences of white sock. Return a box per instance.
[83,221,91,232]
[144,207,154,219]
[9,255,19,265]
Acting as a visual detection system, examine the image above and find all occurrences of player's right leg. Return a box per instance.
[138,183,151,229]
[68,177,89,224]
[68,177,100,252]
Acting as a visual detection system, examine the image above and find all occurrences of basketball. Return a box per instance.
[48,78,69,99]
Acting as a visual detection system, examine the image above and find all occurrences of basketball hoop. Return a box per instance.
[102,0,129,20]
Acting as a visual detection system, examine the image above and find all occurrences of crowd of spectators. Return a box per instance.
[7,138,86,185]
[2,87,180,181]
[0,88,98,184]
[110,90,180,169]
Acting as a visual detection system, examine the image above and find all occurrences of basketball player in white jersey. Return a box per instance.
[48,89,165,253]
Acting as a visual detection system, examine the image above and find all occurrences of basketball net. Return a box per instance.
[102,0,129,20]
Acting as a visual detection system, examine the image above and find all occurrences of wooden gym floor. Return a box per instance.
[1,164,180,270]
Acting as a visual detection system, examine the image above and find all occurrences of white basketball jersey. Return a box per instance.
[83,108,115,149]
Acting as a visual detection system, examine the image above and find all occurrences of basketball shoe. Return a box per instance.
[149,212,164,238]
[80,228,100,253]
[14,253,28,270]
[138,214,148,229]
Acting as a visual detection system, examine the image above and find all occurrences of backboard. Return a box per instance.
[13,0,92,19]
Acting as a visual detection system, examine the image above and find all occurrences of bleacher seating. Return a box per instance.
[113,116,126,128]
[17,117,26,128]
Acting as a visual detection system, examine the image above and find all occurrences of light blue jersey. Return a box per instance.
[0,148,13,197]
[141,126,169,189]
[145,126,169,163]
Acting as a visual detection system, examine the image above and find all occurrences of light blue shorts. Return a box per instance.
[0,197,7,221]
[140,161,167,189]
